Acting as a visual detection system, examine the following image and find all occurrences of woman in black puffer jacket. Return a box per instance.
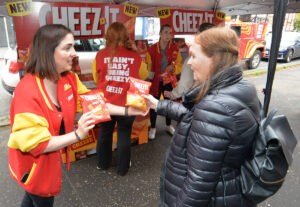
[144,27,261,207]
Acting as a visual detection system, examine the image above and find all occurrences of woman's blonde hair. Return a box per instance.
[195,27,240,101]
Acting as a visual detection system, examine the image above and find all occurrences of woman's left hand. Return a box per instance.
[128,106,149,116]
[166,65,175,73]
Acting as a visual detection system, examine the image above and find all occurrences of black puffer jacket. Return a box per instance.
[157,64,260,207]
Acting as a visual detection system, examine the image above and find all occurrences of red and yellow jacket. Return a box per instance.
[7,72,88,197]
[146,42,182,97]
[92,46,148,106]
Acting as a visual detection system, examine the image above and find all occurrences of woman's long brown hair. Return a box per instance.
[105,22,134,60]
[194,27,240,102]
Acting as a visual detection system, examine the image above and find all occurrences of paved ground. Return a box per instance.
[0,65,300,207]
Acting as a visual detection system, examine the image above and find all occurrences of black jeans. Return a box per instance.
[150,81,172,128]
[21,191,54,207]
[96,115,136,175]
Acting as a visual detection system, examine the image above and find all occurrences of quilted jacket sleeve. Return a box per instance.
[156,100,189,122]
[175,99,237,206]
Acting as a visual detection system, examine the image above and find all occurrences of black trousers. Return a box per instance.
[96,115,135,175]
[21,191,54,207]
[150,82,173,128]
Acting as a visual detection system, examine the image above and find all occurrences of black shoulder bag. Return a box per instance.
[234,99,298,204]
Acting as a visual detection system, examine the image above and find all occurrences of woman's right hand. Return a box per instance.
[76,112,95,140]
[143,94,159,110]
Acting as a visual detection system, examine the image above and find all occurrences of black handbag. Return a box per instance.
[238,106,297,204]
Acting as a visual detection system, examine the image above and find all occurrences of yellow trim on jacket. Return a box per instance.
[24,163,37,185]
[36,77,53,110]
[74,72,90,112]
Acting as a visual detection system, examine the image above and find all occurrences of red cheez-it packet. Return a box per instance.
[126,77,151,111]
[159,71,177,88]
[79,90,111,124]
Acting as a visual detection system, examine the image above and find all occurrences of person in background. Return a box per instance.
[164,23,216,100]
[8,24,146,207]
[92,22,148,176]
[144,27,260,207]
[146,24,182,140]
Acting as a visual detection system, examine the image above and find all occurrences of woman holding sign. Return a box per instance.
[92,22,148,176]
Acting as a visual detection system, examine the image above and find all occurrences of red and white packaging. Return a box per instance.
[126,77,151,111]
[159,70,177,88]
[79,90,111,124]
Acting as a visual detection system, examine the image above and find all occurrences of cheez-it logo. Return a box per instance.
[64,84,71,91]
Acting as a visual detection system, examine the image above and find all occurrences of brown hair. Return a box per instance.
[25,24,73,81]
[198,23,216,33]
[105,22,134,53]
[195,27,240,101]
[160,24,172,33]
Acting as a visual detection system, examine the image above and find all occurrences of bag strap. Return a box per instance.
[227,95,278,129]
[228,96,297,166]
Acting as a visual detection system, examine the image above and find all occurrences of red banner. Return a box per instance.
[158,9,225,35]
[13,2,135,49]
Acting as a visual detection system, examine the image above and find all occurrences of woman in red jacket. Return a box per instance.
[8,24,146,207]
[146,24,182,139]
[92,22,148,176]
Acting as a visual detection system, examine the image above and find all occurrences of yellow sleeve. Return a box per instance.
[92,59,99,84]
[139,60,149,80]
[173,52,182,75]
[74,73,90,112]
[146,52,152,72]
[8,113,51,152]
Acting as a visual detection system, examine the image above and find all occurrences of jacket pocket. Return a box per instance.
[24,162,37,185]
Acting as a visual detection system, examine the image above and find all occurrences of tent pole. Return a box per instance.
[262,0,288,117]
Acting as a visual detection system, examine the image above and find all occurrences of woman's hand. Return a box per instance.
[76,111,95,139]
[128,107,149,116]
[163,91,175,100]
[142,94,159,110]
[166,65,174,73]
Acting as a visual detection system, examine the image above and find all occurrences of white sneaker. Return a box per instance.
[166,125,175,136]
[148,128,156,140]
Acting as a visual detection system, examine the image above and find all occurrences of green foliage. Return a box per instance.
[294,13,300,31]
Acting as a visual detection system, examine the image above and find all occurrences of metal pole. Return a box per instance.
[3,16,10,48]
[263,0,288,117]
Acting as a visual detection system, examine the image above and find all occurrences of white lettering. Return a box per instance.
[106,86,124,94]
[92,8,101,35]
[104,57,110,63]
[134,82,148,90]
[173,11,180,32]
[39,4,51,26]
[128,58,134,64]
[105,6,120,32]
[80,7,91,36]
[187,13,193,33]
[52,7,68,27]
[68,7,80,35]
[172,11,214,33]
[205,12,214,23]
[39,6,109,37]
[82,94,102,101]
[179,12,186,32]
